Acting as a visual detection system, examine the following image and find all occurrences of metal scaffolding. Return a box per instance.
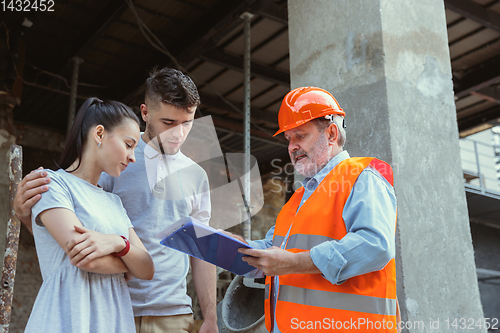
[241,12,254,240]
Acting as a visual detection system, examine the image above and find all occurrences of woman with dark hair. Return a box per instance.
[24,97,154,333]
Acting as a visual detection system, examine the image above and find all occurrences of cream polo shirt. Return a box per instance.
[143,141,210,225]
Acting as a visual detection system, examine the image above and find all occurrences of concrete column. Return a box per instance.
[288,0,485,331]
[0,93,19,272]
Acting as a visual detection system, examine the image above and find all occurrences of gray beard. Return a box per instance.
[294,135,331,178]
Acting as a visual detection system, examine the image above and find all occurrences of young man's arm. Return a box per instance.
[191,257,218,333]
[13,167,50,233]
[190,171,218,332]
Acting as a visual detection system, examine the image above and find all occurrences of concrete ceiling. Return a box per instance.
[2,0,500,173]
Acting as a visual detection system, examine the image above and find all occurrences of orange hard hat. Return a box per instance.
[274,87,345,136]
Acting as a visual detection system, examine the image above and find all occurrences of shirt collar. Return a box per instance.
[302,150,351,188]
[142,137,158,159]
[141,134,181,161]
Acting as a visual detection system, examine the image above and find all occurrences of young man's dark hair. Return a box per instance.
[145,67,200,112]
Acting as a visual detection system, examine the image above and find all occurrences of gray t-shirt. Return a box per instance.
[99,136,210,317]
[25,169,135,333]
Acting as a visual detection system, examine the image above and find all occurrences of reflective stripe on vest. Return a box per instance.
[286,234,337,250]
[265,284,269,300]
[272,233,337,250]
[272,235,285,247]
[278,285,397,316]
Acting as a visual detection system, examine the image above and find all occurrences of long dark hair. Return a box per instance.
[58,97,140,172]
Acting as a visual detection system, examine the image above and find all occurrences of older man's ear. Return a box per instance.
[327,123,339,145]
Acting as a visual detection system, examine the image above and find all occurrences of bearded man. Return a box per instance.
[236,87,399,333]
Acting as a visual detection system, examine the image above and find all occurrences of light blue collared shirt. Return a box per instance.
[246,151,397,333]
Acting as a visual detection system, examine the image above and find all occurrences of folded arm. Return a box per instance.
[39,208,129,274]
[39,208,154,279]
[66,224,154,280]
[120,228,155,280]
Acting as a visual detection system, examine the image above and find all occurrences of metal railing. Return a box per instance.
[460,138,500,195]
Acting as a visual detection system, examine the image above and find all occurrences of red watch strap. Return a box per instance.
[112,236,130,257]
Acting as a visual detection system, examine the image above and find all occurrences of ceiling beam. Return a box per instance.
[200,48,290,87]
[251,26,288,54]
[63,0,129,65]
[119,0,272,102]
[251,2,288,25]
[470,86,500,104]
[209,113,287,147]
[214,124,286,148]
[35,0,129,92]
[14,123,66,152]
[132,4,187,26]
[173,0,209,11]
[444,0,500,33]
[454,55,500,98]
[458,105,500,134]
[172,0,272,67]
[200,92,278,126]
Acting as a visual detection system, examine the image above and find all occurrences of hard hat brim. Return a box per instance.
[273,110,345,137]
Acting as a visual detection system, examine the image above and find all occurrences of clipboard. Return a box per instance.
[157,216,256,275]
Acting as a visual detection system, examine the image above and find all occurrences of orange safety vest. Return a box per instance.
[265,157,397,332]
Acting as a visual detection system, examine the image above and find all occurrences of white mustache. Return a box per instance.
[292,150,308,161]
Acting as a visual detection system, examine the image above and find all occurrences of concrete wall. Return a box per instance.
[288,0,486,331]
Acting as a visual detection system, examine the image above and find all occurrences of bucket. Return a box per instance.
[217,275,267,333]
